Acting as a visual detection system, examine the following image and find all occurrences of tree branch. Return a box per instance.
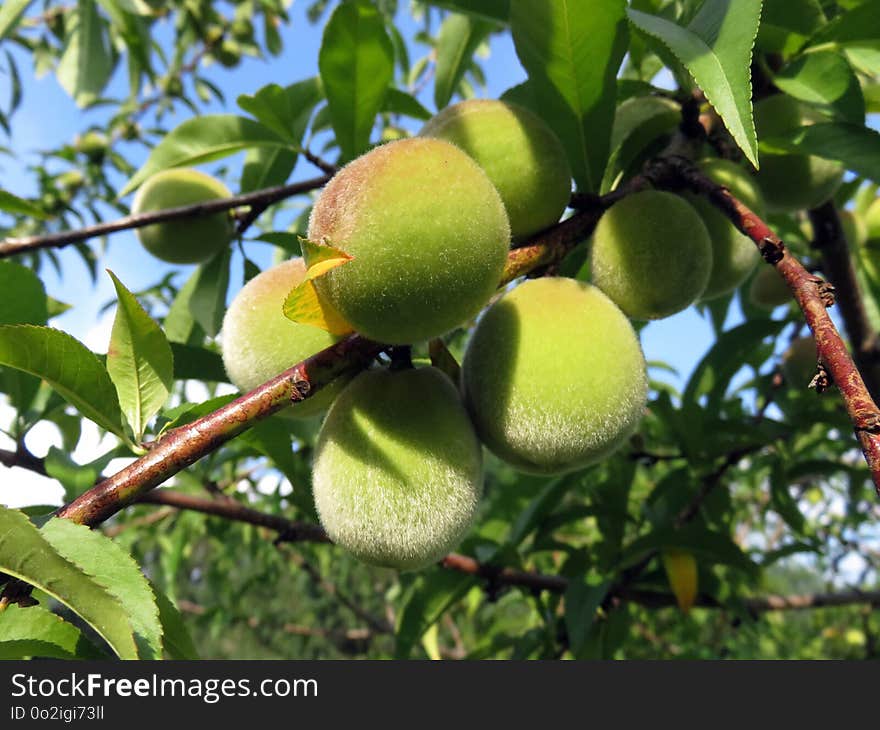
[0,175,330,259]
[127,489,880,612]
[5,448,877,614]
[644,156,880,498]
[9,154,880,570]
[808,202,880,400]
[47,192,629,528]
[56,334,386,526]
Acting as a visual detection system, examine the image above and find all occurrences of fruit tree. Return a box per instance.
[1,0,880,660]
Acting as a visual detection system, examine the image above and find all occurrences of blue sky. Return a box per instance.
[0,2,721,393]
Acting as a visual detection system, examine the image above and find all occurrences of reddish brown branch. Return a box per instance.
[52,195,622,528]
[645,156,880,498]
[137,489,329,544]
[123,489,880,612]
[0,175,330,259]
[6,448,878,613]
[57,335,385,526]
[34,156,880,543]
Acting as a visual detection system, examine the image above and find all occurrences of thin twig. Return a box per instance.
[0,175,330,259]
[116,488,880,611]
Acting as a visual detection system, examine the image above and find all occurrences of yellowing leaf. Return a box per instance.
[283,280,354,336]
[282,237,354,336]
[300,236,353,275]
[662,549,698,614]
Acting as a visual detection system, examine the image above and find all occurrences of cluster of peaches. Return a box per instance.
[130,94,850,570]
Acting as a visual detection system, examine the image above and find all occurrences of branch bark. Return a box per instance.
[808,202,880,400]
[50,190,631,528]
[0,175,330,259]
[5,448,877,613]
[128,489,880,612]
[644,156,880,498]
[56,334,386,525]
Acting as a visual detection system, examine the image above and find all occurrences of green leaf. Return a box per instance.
[0,603,103,660]
[564,578,609,657]
[120,115,289,196]
[151,582,199,659]
[434,13,493,109]
[0,0,33,41]
[237,77,323,144]
[619,525,760,577]
[240,146,297,193]
[95,0,154,85]
[0,189,49,219]
[770,463,807,535]
[43,446,126,503]
[106,271,173,441]
[395,569,473,658]
[627,0,762,168]
[41,518,162,659]
[251,231,305,255]
[773,51,865,124]
[188,249,231,338]
[423,0,510,23]
[318,0,395,161]
[683,319,786,414]
[56,0,114,107]
[159,394,236,433]
[757,0,825,56]
[0,505,137,659]
[45,447,98,502]
[806,0,880,47]
[601,94,680,192]
[0,325,124,437]
[592,458,637,566]
[511,0,628,191]
[381,88,432,120]
[504,475,569,549]
[164,269,202,345]
[763,122,880,184]
[0,260,48,326]
[169,342,228,382]
[46,296,72,319]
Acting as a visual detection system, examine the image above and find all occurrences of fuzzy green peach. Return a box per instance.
[132,168,234,264]
[753,95,844,213]
[312,366,483,570]
[307,137,510,344]
[590,190,713,320]
[684,159,764,300]
[748,266,791,310]
[420,99,571,239]
[782,336,818,388]
[461,277,648,474]
[221,258,350,418]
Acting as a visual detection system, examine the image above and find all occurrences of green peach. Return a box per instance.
[461,277,648,474]
[753,95,844,213]
[748,266,790,310]
[420,99,572,239]
[313,367,483,570]
[684,159,764,300]
[307,137,510,344]
[132,168,233,264]
[782,336,818,387]
[590,190,713,320]
[221,258,350,418]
